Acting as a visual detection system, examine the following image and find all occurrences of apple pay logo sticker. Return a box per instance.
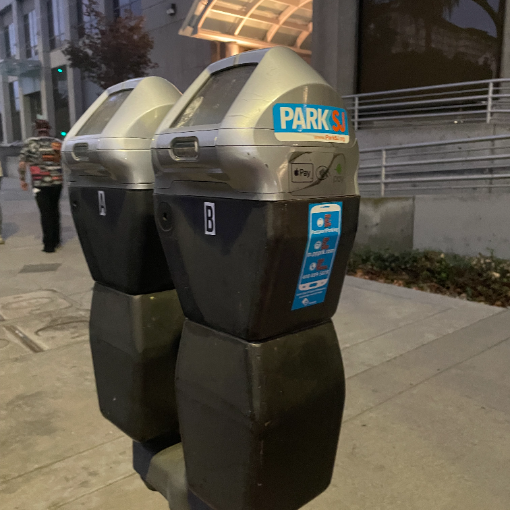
[291,163,314,183]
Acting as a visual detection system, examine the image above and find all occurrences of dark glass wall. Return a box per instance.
[24,11,38,58]
[9,81,22,141]
[113,0,142,17]
[52,66,70,138]
[26,92,43,127]
[47,0,65,49]
[358,0,505,93]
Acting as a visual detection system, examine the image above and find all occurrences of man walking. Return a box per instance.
[19,119,63,253]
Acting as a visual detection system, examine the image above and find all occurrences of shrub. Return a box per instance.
[347,249,510,307]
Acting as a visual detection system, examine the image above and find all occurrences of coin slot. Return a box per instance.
[73,143,89,161]
[170,137,199,161]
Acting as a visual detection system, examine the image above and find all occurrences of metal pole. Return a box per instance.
[381,149,386,197]
[354,96,359,131]
[486,81,494,124]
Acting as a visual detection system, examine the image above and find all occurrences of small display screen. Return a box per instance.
[171,65,257,128]
[77,89,132,136]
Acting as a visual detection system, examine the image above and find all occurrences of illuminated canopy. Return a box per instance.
[180,0,313,55]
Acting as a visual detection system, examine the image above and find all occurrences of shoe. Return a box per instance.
[42,247,55,253]
[0,236,4,244]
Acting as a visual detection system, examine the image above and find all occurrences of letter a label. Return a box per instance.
[98,191,106,216]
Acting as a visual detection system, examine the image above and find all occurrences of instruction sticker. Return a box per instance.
[273,103,349,144]
[292,202,343,311]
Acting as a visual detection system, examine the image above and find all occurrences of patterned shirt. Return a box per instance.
[19,137,63,188]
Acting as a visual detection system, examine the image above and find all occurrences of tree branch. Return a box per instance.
[469,0,500,31]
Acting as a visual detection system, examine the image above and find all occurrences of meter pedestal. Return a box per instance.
[133,441,190,510]
[176,320,344,510]
[90,284,184,442]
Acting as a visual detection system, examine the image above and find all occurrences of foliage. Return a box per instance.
[63,0,157,90]
[395,0,460,20]
[348,249,510,307]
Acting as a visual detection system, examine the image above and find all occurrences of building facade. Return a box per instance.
[313,0,510,96]
[1,0,510,144]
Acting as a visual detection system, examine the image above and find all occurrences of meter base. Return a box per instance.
[90,283,184,442]
[70,186,173,295]
[155,194,359,341]
[134,441,190,510]
[176,319,345,510]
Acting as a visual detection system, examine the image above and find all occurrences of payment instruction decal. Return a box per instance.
[292,202,342,311]
[273,103,349,143]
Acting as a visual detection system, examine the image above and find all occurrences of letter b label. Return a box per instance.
[204,202,216,235]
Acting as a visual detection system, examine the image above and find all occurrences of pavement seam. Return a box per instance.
[51,473,136,509]
[0,435,125,486]
[344,334,510,424]
[0,295,89,327]
[340,306,454,351]
[0,338,89,367]
[3,324,44,353]
[344,277,502,311]
[344,308,507,379]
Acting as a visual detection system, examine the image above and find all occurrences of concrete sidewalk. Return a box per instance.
[1,176,510,509]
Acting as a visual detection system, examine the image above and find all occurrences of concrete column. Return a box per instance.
[12,0,23,59]
[12,0,29,139]
[499,0,510,78]
[64,0,83,124]
[225,42,240,57]
[35,0,55,129]
[67,67,84,124]
[1,80,14,143]
[0,11,11,143]
[311,0,360,95]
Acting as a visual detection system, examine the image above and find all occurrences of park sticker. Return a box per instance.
[273,103,349,144]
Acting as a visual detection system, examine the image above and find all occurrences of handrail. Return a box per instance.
[343,78,510,130]
[344,78,510,98]
[358,134,510,197]
[359,134,510,152]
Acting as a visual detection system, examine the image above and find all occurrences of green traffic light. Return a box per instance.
[57,68,63,73]
[61,131,67,136]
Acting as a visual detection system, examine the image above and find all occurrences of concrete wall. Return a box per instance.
[312,0,359,95]
[355,193,510,259]
[355,198,414,252]
[143,0,214,94]
[414,194,510,258]
[356,123,510,150]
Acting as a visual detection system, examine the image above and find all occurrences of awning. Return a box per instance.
[180,0,313,55]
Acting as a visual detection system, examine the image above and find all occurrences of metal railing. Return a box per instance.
[359,135,510,197]
[344,79,510,129]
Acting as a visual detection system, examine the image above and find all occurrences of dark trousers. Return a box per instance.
[35,185,62,250]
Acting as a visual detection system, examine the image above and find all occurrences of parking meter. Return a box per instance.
[152,48,360,510]
[62,77,185,443]
[63,77,181,295]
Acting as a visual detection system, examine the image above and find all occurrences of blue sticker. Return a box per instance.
[273,103,349,144]
[292,203,343,311]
